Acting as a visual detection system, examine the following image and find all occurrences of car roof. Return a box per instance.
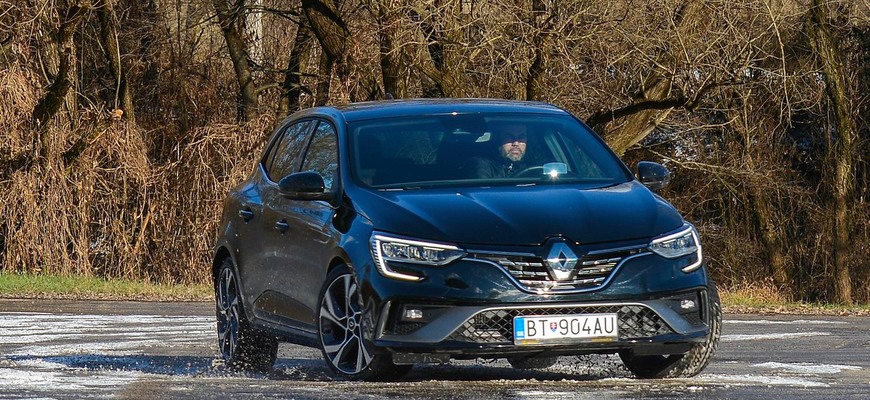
[294,98,570,122]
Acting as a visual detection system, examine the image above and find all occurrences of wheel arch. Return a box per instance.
[212,246,233,281]
[327,255,351,275]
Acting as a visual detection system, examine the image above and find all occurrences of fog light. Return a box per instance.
[404,308,424,320]
[681,299,697,310]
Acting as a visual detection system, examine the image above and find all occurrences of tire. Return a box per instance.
[215,257,278,372]
[507,355,559,370]
[620,283,722,378]
[317,264,411,381]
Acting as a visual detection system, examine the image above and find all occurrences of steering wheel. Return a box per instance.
[512,166,545,178]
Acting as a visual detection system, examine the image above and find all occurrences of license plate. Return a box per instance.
[513,314,618,345]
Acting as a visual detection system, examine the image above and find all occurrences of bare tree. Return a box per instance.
[366,0,405,98]
[212,0,260,120]
[97,0,136,124]
[302,0,380,104]
[32,1,89,132]
[280,21,313,113]
[808,0,856,304]
[525,0,553,100]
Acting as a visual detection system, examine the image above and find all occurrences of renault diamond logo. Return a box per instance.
[546,242,578,281]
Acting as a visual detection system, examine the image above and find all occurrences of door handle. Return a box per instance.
[275,220,290,233]
[238,209,254,221]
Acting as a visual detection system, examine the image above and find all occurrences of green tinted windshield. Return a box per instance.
[349,113,631,188]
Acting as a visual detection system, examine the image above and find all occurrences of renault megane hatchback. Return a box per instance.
[212,99,721,380]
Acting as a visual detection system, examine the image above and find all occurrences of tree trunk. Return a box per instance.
[728,90,794,298]
[809,0,855,305]
[32,3,87,133]
[750,183,792,298]
[408,1,465,97]
[525,0,550,101]
[373,3,403,99]
[315,50,332,106]
[246,0,264,68]
[587,0,702,155]
[379,27,402,98]
[280,23,312,114]
[603,76,674,155]
[212,0,259,121]
[133,0,160,114]
[97,0,136,124]
[302,0,348,103]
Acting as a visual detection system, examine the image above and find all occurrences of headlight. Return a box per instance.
[649,225,703,272]
[371,234,466,281]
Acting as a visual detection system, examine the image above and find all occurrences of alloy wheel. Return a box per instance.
[319,272,373,375]
[216,265,241,362]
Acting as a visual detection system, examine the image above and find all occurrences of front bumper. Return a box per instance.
[372,291,713,360]
[353,235,714,360]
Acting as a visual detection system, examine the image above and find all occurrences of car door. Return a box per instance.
[257,119,340,332]
[245,119,315,321]
[233,120,296,307]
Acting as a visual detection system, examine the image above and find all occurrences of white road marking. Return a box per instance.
[754,362,862,374]
[722,332,830,341]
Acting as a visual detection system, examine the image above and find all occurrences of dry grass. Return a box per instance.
[720,280,870,316]
[146,116,273,283]
[720,279,793,307]
[0,66,39,161]
[0,110,272,284]
[0,272,211,302]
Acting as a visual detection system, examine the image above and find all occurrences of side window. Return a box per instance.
[267,120,314,182]
[262,128,285,173]
[301,121,339,191]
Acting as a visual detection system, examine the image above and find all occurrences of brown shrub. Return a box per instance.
[146,116,274,283]
[0,66,39,159]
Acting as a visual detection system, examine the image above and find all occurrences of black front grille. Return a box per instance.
[474,247,647,293]
[447,305,673,344]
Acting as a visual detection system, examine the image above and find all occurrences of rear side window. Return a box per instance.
[265,120,314,182]
[301,121,339,191]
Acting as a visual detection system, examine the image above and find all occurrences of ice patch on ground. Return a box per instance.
[699,374,828,387]
[722,332,830,341]
[514,390,623,399]
[0,359,148,391]
[754,362,862,374]
[0,312,214,356]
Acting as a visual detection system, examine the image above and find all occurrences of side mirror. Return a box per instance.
[636,161,671,191]
[278,171,334,201]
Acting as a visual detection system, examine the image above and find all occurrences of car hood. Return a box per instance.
[352,181,684,246]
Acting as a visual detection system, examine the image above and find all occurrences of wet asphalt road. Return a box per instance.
[0,299,868,399]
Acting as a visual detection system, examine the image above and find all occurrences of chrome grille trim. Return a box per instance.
[468,246,650,294]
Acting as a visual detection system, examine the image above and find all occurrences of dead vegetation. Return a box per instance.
[0,0,867,303]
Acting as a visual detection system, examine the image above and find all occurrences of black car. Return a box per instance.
[212,99,721,380]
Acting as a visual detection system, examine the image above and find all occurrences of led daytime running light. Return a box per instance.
[649,225,703,272]
[371,234,465,281]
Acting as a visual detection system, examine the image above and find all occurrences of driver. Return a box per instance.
[464,122,529,178]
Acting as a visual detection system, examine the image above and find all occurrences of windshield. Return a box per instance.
[349,113,631,189]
